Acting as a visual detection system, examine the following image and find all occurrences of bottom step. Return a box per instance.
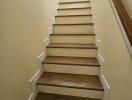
[37,72,103,99]
[35,92,101,100]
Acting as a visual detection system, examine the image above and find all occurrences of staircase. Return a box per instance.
[35,0,104,99]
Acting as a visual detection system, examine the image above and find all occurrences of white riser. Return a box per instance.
[43,64,99,75]
[55,16,92,24]
[60,0,90,2]
[54,25,93,34]
[37,85,103,99]
[59,3,91,9]
[57,9,91,15]
[47,48,97,57]
[50,35,95,44]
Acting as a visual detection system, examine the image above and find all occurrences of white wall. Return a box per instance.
[0,0,59,100]
[92,0,132,100]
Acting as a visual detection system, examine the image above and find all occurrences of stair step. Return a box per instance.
[50,34,95,44]
[58,7,91,10]
[37,72,104,91]
[57,7,91,15]
[59,1,90,4]
[59,2,91,9]
[47,43,97,49]
[43,56,99,66]
[55,15,92,24]
[53,24,93,34]
[47,47,97,58]
[35,92,101,100]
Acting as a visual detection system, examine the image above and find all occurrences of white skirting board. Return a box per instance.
[97,54,111,100]
[99,74,111,100]
[27,91,38,100]
[28,52,46,100]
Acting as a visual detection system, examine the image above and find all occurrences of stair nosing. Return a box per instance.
[36,92,102,100]
[58,7,91,10]
[50,33,96,36]
[45,56,98,59]
[47,46,97,49]
[55,14,92,17]
[53,23,94,25]
[37,72,104,91]
[37,83,104,91]
[59,1,90,4]
[43,62,100,67]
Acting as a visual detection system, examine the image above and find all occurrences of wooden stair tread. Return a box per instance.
[59,1,90,4]
[35,92,101,100]
[56,14,92,17]
[47,43,97,49]
[58,7,91,10]
[37,72,103,91]
[43,56,100,66]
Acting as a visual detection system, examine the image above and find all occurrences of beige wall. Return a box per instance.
[92,0,132,100]
[0,0,59,100]
[121,0,132,20]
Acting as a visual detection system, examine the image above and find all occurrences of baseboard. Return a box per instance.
[37,52,46,69]
[30,70,43,91]
[43,39,49,46]
[99,74,111,100]
[29,52,46,97]
[27,91,38,100]
[97,54,105,66]
[28,69,43,100]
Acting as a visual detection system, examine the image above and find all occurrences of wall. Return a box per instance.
[0,0,59,100]
[92,0,132,100]
[121,0,132,20]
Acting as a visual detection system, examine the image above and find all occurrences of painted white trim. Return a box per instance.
[98,54,105,63]
[43,39,49,44]
[29,70,43,92]
[37,52,46,69]
[27,92,38,100]
[28,70,42,100]
[99,74,111,100]
[47,27,53,34]
[29,70,41,83]
[100,74,111,90]
[28,52,46,100]
[108,0,132,56]
[96,39,102,44]
[96,39,102,48]
[42,39,49,52]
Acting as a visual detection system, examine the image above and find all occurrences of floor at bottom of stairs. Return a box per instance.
[35,92,101,100]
